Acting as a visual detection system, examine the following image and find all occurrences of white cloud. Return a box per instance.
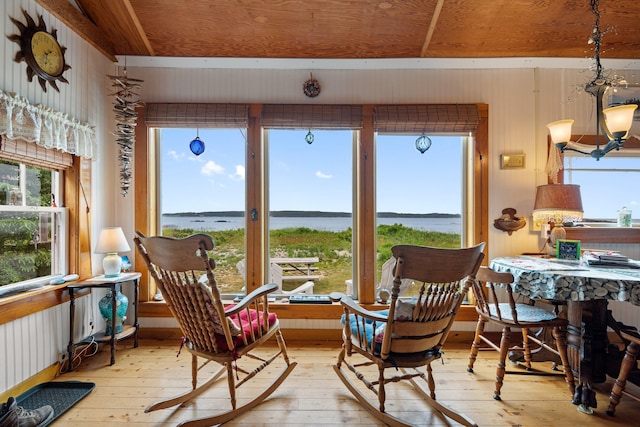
[316,170,332,179]
[229,165,245,181]
[201,161,224,176]
[167,150,180,161]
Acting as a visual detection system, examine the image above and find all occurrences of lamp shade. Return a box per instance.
[95,227,131,253]
[532,184,584,225]
[95,227,130,278]
[603,104,638,139]
[546,119,574,145]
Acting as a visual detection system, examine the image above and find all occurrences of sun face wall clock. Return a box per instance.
[8,9,71,92]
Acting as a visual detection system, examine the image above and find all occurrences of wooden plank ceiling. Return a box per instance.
[40,0,640,61]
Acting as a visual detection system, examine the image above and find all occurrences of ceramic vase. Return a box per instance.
[98,288,128,335]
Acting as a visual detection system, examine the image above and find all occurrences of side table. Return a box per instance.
[66,272,141,370]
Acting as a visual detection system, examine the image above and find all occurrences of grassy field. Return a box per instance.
[162,224,460,294]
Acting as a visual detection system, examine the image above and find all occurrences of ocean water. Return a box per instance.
[162,215,461,234]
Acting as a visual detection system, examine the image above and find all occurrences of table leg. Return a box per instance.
[133,278,139,348]
[110,284,116,365]
[566,299,608,413]
[66,288,76,372]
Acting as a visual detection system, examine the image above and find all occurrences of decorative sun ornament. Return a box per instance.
[415,135,432,154]
[8,9,71,92]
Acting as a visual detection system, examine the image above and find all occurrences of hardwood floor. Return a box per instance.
[55,338,640,426]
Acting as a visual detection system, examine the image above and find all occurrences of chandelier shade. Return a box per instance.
[602,104,637,139]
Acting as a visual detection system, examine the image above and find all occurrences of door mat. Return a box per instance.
[16,381,95,426]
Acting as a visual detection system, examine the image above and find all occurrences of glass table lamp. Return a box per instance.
[95,227,131,277]
[532,184,583,256]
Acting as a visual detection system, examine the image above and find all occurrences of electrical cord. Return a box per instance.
[59,336,100,374]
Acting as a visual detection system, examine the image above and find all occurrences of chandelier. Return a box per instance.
[546,0,637,160]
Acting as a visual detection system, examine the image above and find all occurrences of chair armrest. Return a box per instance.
[225,282,278,315]
[330,292,389,323]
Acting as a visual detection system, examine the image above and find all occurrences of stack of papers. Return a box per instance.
[597,253,629,262]
[584,251,638,268]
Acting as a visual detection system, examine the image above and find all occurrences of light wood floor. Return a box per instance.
[54,337,640,426]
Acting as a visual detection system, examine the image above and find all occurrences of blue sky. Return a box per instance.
[159,128,638,219]
[159,129,462,215]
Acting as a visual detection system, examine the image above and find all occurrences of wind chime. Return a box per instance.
[107,64,143,196]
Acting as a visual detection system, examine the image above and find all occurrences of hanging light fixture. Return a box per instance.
[546,0,637,161]
[415,135,432,154]
[190,129,205,155]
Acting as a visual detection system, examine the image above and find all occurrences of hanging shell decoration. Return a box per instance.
[494,208,527,235]
[107,67,143,196]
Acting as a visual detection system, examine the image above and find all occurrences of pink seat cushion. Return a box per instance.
[215,306,277,352]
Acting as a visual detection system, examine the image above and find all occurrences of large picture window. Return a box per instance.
[139,103,488,306]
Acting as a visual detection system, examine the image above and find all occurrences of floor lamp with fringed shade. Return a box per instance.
[532,184,584,256]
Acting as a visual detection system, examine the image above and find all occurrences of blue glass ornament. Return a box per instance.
[305,130,314,144]
[98,288,129,336]
[190,136,205,155]
[415,135,432,154]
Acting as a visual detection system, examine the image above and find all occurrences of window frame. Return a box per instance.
[553,135,640,244]
[0,146,90,325]
[135,103,488,322]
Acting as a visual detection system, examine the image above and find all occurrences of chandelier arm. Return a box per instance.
[559,145,593,157]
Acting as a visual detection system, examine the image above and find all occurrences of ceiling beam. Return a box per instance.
[35,0,117,62]
[119,0,155,56]
[421,0,446,57]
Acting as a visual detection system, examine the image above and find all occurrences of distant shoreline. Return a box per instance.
[164,210,461,219]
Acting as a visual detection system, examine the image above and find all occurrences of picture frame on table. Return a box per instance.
[556,239,581,260]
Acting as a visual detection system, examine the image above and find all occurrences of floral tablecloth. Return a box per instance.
[489,256,640,306]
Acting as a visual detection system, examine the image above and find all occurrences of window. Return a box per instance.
[139,103,488,305]
[376,135,466,296]
[0,159,67,296]
[158,128,246,294]
[564,153,640,222]
[267,129,354,296]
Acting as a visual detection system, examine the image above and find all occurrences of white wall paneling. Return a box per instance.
[2,0,115,393]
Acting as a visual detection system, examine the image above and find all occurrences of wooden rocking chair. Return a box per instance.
[332,243,485,427]
[134,232,297,427]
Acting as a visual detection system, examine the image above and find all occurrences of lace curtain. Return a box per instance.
[0,90,95,159]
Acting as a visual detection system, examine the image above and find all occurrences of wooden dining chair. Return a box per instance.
[466,266,575,401]
[607,328,640,416]
[332,243,485,427]
[134,232,296,427]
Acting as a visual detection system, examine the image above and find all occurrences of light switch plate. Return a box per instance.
[500,153,525,169]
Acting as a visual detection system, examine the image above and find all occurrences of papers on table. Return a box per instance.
[583,251,640,268]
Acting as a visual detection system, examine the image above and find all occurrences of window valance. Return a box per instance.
[144,103,249,128]
[0,90,95,159]
[374,105,480,133]
[262,104,363,129]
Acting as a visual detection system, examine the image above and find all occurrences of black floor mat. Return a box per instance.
[16,381,95,426]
